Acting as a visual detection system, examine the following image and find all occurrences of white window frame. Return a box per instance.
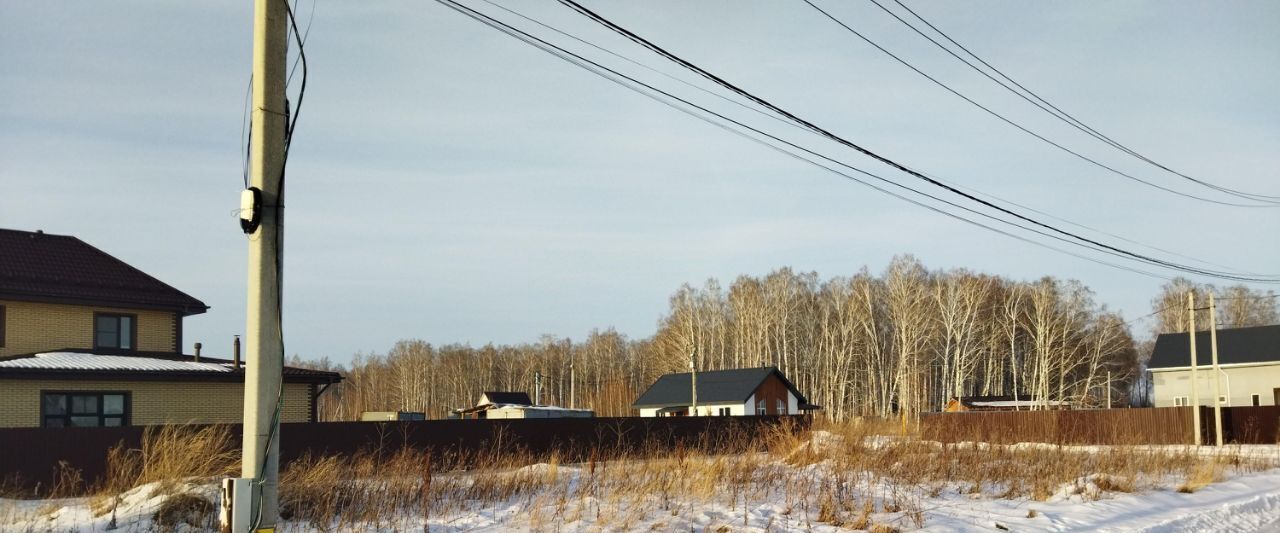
[776,399,785,415]
[756,399,766,416]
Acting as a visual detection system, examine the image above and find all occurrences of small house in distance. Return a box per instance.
[944,395,1071,412]
[633,366,818,417]
[454,391,594,419]
[360,411,426,422]
[1147,324,1280,407]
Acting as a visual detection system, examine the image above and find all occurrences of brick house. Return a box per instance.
[0,228,341,428]
[632,367,820,417]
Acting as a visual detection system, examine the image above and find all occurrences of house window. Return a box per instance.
[1253,394,1262,407]
[94,313,135,350]
[1174,396,1189,407]
[41,392,128,428]
[777,399,785,415]
[756,399,766,416]
[718,407,731,416]
[1218,396,1229,406]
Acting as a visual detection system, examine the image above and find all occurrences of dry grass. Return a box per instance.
[260,417,1274,530]
[77,424,240,526]
[3,418,1274,531]
[1177,460,1226,493]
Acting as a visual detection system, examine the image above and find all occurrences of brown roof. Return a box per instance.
[0,349,342,384]
[0,228,208,315]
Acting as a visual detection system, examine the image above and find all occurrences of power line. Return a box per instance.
[465,1,1266,280]
[431,0,1241,284]
[921,170,1267,277]
[287,0,317,88]
[240,75,253,189]
[879,0,1280,204]
[800,0,1277,208]
[475,0,798,132]
[551,0,1280,283]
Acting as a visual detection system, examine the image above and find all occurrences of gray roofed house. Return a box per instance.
[478,391,532,406]
[453,390,592,420]
[1147,324,1280,408]
[633,366,818,417]
[1148,324,1280,369]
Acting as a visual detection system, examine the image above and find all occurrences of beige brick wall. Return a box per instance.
[0,300,177,357]
[0,378,312,427]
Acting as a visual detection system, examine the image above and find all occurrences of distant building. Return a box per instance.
[632,366,819,417]
[944,395,1071,412]
[477,391,532,406]
[453,391,593,419]
[1147,324,1280,408]
[360,411,427,422]
[0,228,341,428]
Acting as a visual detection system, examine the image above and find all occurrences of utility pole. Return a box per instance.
[569,349,575,410]
[1106,370,1111,409]
[535,370,542,405]
[240,0,289,529]
[1188,292,1201,446]
[689,350,697,416]
[1209,292,1223,446]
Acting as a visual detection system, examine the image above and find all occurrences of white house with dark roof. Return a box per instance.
[453,390,593,419]
[632,367,819,417]
[1147,324,1280,408]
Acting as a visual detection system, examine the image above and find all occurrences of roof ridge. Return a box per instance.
[67,235,208,304]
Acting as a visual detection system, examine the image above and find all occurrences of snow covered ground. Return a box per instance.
[3,441,1279,532]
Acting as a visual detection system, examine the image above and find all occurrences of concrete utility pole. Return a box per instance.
[569,350,575,409]
[1209,293,1224,446]
[1106,370,1111,409]
[1188,292,1201,446]
[689,350,698,416]
[241,0,289,528]
[535,370,542,405]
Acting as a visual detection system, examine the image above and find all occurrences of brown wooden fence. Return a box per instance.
[920,406,1280,446]
[0,415,805,495]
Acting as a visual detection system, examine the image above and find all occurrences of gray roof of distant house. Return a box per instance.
[482,392,532,405]
[1147,324,1280,369]
[632,367,808,408]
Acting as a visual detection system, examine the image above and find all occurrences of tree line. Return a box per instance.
[293,256,1276,421]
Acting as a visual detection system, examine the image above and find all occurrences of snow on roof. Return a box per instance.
[0,352,233,373]
[969,400,1070,407]
[456,403,594,413]
[490,404,592,412]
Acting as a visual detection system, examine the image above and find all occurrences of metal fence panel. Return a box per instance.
[0,415,805,495]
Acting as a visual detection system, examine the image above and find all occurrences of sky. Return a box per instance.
[2,1,1277,365]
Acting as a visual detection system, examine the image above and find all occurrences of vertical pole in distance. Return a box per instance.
[1209,292,1223,446]
[1188,292,1201,446]
[1106,370,1111,408]
[242,0,288,529]
[689,350,697,416]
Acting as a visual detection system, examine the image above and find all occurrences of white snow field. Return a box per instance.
[3,438,1278,532]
